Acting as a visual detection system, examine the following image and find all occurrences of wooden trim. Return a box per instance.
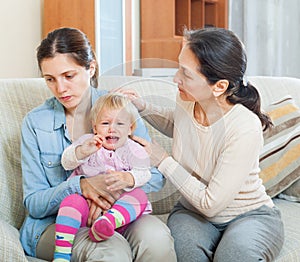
[216,0,228,28]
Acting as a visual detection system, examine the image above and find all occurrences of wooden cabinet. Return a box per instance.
[140,0,228,67]
[43,0,96,48]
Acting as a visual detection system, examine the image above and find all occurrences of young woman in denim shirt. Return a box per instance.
[19,27,176,261]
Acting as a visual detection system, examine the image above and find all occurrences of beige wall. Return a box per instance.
[0,0,42,78]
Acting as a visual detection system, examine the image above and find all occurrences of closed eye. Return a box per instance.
[43,76,54,83]
[65,74,75,80]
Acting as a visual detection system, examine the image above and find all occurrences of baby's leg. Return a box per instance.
[54,194,89,262]
[89,188,148,242]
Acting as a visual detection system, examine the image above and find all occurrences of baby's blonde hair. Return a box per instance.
[90,93,139,131]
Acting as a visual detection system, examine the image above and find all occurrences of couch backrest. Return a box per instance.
[1,76,300,228]
[0,78,51,229]
[249,76,300,108]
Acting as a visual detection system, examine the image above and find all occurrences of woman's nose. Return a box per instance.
[173,70,182,84]
[56,79,66,93]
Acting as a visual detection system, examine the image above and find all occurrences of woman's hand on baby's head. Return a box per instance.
[111,87,146,112]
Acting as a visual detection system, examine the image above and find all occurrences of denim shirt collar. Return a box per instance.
[52,86,108,131]
[53,99,66,130]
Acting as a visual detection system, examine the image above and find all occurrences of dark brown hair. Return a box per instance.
[185,27,272,130]
[37,27,99,88]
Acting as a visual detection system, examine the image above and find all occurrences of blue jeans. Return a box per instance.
[167,202,284,262]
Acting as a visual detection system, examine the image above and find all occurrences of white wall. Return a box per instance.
[229,0,300,78]
[0,0,42,78]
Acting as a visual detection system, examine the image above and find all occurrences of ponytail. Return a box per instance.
[226,81,273,131]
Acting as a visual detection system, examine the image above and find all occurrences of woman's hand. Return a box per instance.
[112,88,146,112]
[80,175,122,211]
[86,199,103,227]
[131,135,169,167]
[105,170,135,191]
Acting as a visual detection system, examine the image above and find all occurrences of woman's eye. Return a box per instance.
[65,74,74,79]
[183,70,192,79]
[45,77,53,82]
[179,67,192,79]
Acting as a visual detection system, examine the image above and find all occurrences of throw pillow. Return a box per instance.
[259,95,300,198]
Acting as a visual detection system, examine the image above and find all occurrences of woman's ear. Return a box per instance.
[213,79,229,97]
[89,60,96,77]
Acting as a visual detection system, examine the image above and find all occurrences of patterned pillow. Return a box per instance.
[259,95,300,198]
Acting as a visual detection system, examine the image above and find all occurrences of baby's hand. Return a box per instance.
[93,134,103,148]
[105,170,134,191]
[76,135,103,160]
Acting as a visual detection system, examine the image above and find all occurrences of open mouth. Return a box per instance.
[105,136,119,144]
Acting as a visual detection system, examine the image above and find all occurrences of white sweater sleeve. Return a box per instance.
[140,102,175,138]
[158,103,265,219]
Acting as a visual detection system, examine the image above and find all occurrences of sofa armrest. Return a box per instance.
[0,219,28,262]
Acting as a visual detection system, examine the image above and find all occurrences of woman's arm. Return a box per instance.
[139,103,175,138]
[132,123,263,218]
[132,113,168,193]
[117,88,175,138]
[158,128,263,217]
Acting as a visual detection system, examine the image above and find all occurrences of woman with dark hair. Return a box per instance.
[19,27,176,261]
[123,27,284,261]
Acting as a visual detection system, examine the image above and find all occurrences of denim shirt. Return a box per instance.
[19,86,165,257]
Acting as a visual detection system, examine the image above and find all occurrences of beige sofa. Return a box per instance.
[0,76,299,261]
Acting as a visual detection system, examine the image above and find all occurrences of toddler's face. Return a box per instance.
[93,107,133,150]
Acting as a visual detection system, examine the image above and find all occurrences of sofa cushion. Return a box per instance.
[0,219,28,261]
[278,179,300,202]
[259,95,300,197]
[273,198,300,261]
[0,78,51,229]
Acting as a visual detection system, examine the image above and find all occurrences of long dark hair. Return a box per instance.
[185,27,272,130]
[37,27,99,88]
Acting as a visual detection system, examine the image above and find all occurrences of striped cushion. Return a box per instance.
[259,96,300,197]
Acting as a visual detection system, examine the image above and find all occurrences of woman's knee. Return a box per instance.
[168,209,218,262]
[124,215,177,261]
[73,227,132,262]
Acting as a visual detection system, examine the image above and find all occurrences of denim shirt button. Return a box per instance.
[48,161,52,166]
